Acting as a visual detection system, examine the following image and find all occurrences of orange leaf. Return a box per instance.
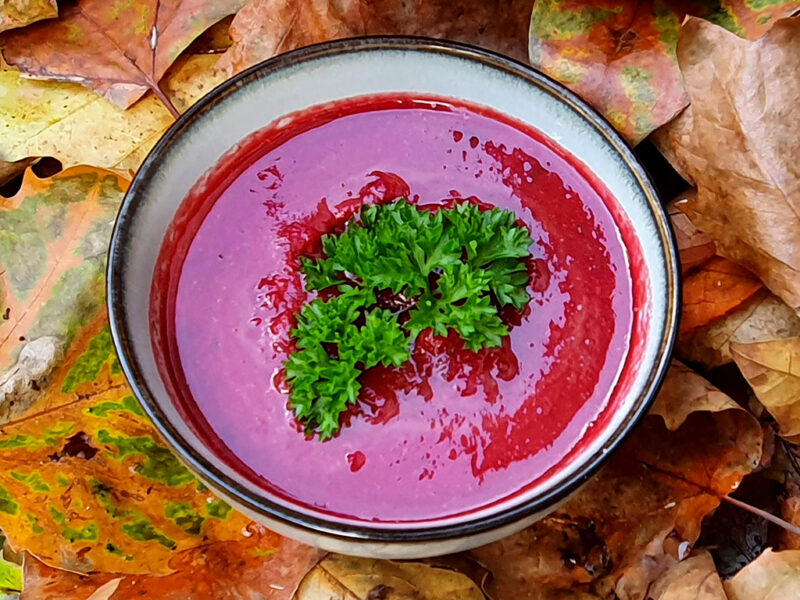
[20,527,321,599]
[680,256,763,335]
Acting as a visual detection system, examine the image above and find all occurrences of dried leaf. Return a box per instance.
[20,529,321,599]
[647,551,726,600]
[679,256,762,335]
[470,361,761,600]
[732,338,800,442]
[218,0,534,75]
[724,548,800,600]
[528,1,800,144]
[668,190,715,275]
[0,53,225,171]
[294,555,483,600]
[0,158,36,189]
[0,0,245,111]
[780,481,800,550]
[0,166,128,422]
[679,290,800,370]
[652,16,800,312]
[0,0,56,33]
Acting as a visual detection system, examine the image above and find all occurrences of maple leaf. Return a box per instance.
[0,53,225,171]
[0,0,246,115]
[528,0,800,144]
[653,16,800,311]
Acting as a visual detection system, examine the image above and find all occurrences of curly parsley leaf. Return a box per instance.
[286,199,533,439]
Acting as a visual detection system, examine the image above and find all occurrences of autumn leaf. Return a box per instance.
[294,555,484,600]
[678,290,800,370]
[679,256,763,335]
[470,361,762,600]
[0,52,225,171]
[0,166,128,422]
[20,527,321,599]
[0,0,56,33]
[732,338,800,442]
[528,0,800,144]
[218,0,534,75]
[724,548,800,599]
[653,16,800,312]
[647,551,727,600]
[669,190,715,275]
[0,0,246,114]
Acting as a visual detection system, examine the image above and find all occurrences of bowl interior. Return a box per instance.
[109,38,677,541]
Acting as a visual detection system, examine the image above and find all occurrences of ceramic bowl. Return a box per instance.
[107,37,679,558]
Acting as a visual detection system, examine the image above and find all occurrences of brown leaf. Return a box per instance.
[646,551,727,600]
[20,528,321,599]
[218,0,533,75]
[678,290,800,370]
[679,256,763,336]
[780,481,800,550]
[294,555,484,600]
[652,16,800,312]
[470,361,762,600]
[724,548,800,600]
[0,0,56,32]
[668,190,715,276]
[0,52,225,171]
[732,337,800,442]
[0,0,246,111]
[528,1,800,144]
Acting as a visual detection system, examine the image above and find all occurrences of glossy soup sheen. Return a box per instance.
[152,95,641,523]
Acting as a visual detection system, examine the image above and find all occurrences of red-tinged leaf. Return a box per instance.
[680,256,763,335]
[218,0,534,75]
[0,0,247,112]
[20,527,322,599]
[528,0,800,144]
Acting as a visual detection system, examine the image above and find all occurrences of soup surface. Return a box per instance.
[153,95,635,522]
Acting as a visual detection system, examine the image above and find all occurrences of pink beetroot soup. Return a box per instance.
[152,95,637,523]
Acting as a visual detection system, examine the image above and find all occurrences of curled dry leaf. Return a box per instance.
[732,337,800,442]
[218,0,534,75]
[0,0,56,33]
[294,555,483,600]
[0,53,225,171]
[678,290,800,370]
[679,256,763,336]
[646,551,726,600]
[724,548,800,600]
[668,190,715,275]
[527,0,800,144]
[470,361,762,600]
[652,16,800,312]
[0,166,127,422]
[20,528,322,599]
[0,0,245,112]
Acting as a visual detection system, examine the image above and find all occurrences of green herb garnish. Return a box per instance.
[285,199,533,439]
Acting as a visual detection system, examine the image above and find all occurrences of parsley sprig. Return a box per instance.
[286,200,532,439]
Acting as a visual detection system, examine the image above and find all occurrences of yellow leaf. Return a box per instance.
[0,53,225,171]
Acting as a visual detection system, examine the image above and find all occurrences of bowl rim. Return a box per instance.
[107,35,680,543]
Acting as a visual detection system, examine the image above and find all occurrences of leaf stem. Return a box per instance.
[722,495,800,538]
[153,83,180,119]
